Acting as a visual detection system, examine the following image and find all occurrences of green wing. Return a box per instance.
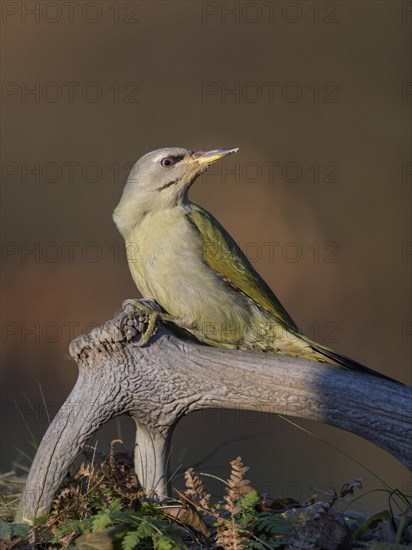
[187,204,299,331]
[186,205,401,383]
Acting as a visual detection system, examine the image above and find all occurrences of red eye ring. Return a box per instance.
[161,157,174,168]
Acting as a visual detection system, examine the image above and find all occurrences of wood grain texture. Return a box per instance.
[16,315,412,524]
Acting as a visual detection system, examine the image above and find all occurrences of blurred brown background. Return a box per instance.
[1,0,411,513]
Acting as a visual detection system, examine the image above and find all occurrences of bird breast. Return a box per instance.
[125,206,252,334]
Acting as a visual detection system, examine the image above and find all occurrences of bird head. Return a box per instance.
[115,147,239,222]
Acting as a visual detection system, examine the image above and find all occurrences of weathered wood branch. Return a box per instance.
[16,312,411,524]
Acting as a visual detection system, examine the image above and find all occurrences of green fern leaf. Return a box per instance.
[92,511,113,532]
[121,529,142,550]
[153,533,186,550]
[254,513,289,536]
[238,490,260,509]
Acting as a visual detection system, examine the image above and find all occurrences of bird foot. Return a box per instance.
[115,298,198,347]
[116,298,162,347]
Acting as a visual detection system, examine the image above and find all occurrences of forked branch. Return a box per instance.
[16,312,412,524]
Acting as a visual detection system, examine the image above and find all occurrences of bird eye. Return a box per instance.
[160,157,174,168]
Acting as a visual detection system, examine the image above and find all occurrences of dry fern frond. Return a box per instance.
[215,457,253,550]
[48,486,92,527]
[73,461,95,481]
[43,439,143,535]
[184,467,211,509]
[108,439,143,502]
[225,457,253,505]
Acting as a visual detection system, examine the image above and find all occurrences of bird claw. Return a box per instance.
[116,299,198,346]
[116,298,161,346]
[122,298,161,314]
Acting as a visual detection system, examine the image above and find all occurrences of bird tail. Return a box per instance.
[300,335,401,385]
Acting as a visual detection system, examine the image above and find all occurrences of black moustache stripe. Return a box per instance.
[158,178,179,190]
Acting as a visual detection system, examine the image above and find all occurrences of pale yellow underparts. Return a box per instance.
[114,201,325,361]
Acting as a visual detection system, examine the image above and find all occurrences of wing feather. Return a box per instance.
[186,204,299,331]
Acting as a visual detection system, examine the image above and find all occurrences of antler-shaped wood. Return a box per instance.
[16,311,412,524]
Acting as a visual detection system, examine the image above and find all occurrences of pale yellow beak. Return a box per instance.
[195,148,239,165]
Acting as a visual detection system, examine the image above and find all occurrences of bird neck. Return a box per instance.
[113,195,147,238]
[113,192,190,239]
